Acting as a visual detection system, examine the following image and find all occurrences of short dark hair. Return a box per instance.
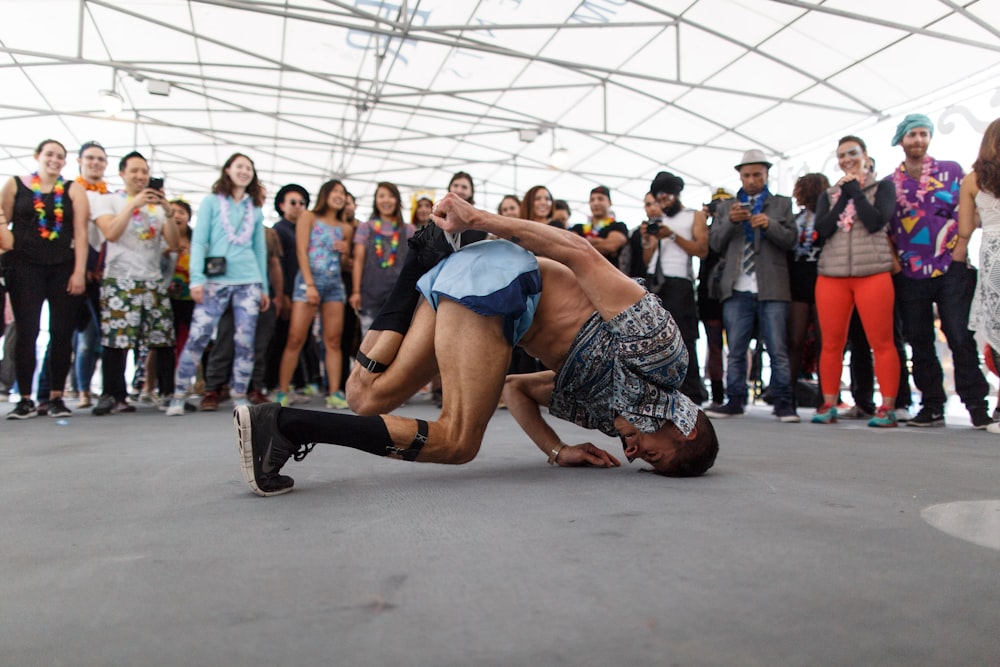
[656,411,718,478]
[274,183,310,215]
[553,199,570,213]
[118,151,147,173]
[78,140,106,157]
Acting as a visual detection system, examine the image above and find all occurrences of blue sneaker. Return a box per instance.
[811,403,837,424]
[867,405,898,428]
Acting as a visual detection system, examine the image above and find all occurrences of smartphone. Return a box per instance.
[147,176,165,191]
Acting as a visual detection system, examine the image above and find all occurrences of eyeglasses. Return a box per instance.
[837,147,863,159]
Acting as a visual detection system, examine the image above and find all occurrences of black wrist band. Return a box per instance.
[356,351,388,373]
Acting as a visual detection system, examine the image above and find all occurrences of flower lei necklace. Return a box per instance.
[74,176,108,194]
[218,193,255,245]
[124,192,159,241]
[373,217,400,268]
[31,172,65,241]
[582,216,614,238]
[892,155,933,214]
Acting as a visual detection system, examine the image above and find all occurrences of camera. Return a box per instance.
[147,176,165,191]
[646,220,661,235]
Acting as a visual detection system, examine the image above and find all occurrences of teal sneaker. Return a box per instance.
[326,391,349,409]
[274,391,291,408]
[867,405,898,428]
[302,383,320,397]
[811,403,837,424]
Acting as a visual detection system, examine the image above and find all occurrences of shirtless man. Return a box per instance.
[235,193,718,496]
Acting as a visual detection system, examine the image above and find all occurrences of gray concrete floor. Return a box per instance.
[1,397,998,666]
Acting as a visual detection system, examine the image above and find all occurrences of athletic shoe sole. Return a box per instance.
[234,405,293,498]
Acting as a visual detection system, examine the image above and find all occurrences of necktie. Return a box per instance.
[741,197,757,275]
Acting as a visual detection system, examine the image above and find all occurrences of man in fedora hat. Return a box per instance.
[706,149,798,422]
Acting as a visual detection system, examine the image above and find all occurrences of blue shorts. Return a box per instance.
[293,270,346,304]
[417,240,541,346]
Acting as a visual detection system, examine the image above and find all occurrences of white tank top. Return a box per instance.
[647,208,695,280]
[977,189,1000,233]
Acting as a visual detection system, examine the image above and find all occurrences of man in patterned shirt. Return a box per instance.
[887,113,990,428]
[234,194,718,496]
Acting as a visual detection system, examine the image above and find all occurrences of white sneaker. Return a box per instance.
[165,398,187,416]
[986,421,1000,435]
[894,408,911,422]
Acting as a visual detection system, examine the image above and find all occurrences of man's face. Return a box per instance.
[901,127,931,161]
[644,193,662,220]
[551,208,569,226]
[614,416,693,473]
[120,156,150,195]
[78,147,108,182]
[344,195,356,222]
[589,192,610,219]
[279,192,308,222]
[739,164,768,196]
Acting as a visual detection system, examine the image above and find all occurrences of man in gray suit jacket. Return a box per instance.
[706,150,799,422]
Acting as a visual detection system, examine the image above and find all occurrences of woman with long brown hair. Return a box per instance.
[520,185,553,223]
[167,153,270,415]
[961,117,1000,431]
[276,179,353,409]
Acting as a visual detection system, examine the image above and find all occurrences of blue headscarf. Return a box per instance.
[892,113,934,146]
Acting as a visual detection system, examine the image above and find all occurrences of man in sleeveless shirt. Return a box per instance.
[644,171,709,405]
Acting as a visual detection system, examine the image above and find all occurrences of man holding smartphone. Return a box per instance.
[706,149,798,422]
[90,152,179,415]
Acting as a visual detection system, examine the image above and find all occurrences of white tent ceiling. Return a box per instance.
[2,0,1000,224]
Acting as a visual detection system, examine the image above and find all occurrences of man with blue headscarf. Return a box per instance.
[887,113,991,429]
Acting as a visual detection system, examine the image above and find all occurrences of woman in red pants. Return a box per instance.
[812,136,900,427]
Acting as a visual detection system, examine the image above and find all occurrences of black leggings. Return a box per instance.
[6,259,81,398]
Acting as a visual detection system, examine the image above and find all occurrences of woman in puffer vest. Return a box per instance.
[812,135,899,428]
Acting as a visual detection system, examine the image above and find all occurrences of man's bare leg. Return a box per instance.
[347,300,439,415]
[243,299,512,493]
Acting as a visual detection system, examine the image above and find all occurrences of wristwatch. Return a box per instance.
[668,232,677,242]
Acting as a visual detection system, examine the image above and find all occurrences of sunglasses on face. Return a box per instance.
[286,199,307,206]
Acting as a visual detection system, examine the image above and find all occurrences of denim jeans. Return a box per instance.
[74,298,101,395]
[722,291,793,410]
[894,264,988,413]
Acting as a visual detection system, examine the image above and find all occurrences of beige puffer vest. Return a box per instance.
[817,178,894,278]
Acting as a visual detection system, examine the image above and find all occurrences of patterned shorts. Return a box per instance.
[100,276,176,349]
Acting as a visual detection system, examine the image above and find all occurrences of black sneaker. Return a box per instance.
[36,402,50,417]
[6,399,37,420]
[705,401,744,418]
[907,408,945,427]
[234,404,311,497]
[970,406,993,430]
[92,395,116,416]
[407,220,459,272]
[48,398,72,418]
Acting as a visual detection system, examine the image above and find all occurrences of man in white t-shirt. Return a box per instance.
[90,152,179,416]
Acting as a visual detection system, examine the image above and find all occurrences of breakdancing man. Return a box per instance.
[235,194,718,496]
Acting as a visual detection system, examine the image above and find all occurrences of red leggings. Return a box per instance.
[815,273,899,402]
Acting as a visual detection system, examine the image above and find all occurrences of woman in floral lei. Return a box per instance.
[166,153,269,416]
